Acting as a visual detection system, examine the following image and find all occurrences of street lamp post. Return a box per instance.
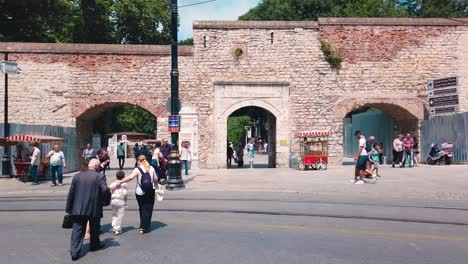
[2,53,11,177]
[166,0,185,190]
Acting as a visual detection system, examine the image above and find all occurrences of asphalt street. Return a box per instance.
[1,190,468,264]
[2,161,468,263]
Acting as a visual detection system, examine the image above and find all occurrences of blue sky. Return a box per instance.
[178,0,261,40]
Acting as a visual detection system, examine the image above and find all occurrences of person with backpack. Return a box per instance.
[112,155,158,234]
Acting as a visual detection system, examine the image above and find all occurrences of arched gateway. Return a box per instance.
[210,81,290,168]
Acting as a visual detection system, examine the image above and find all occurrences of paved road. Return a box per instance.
[1,191,468,264]
[2,164,468,263]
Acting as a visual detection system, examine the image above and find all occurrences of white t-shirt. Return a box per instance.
[359,137,368,156]
[110,183,128,207]
[393,138,403,152]
[134,166,156,195]
[180,147,190,161]
[32,148,41,166]
[48,150,64,166]
[152,148,160,160]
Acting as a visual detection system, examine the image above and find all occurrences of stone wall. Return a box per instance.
[0,18,467,168]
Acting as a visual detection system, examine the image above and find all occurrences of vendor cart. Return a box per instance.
[0,135,64,181]
[295,131,331,171]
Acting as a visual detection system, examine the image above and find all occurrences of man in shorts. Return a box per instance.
[353,131,371,184]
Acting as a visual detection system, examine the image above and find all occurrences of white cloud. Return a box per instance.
[178,0,260,40]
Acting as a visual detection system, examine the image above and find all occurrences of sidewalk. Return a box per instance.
[1,162,468,202]
[187,164,468,201]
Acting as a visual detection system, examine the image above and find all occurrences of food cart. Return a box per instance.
[0,135,64,182]
[295,131,331,171]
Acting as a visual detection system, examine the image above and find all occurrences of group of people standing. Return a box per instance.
[131,139,192,176]
[392,134,419,168]
[353,131,420,185]
[26,143,67,187]
[226,141,257,168]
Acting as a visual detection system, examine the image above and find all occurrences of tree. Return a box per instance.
[419,0,468,17]
[178,37,193,45]
[73,0,115,43]
[239,0,467,20]
[93,106,157,137]
[111,106,157,136]
[0,0,173,44]
[112,0,171,44]
[343,0,407,17]
[0,0,76,42]
[227,116,252,146]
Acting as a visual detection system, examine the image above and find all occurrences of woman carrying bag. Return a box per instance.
[112,155,158,234]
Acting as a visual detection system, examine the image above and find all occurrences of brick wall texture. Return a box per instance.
[0,18,467,168]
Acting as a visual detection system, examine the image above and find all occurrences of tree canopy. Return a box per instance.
[93,106,157,137]
[0,0,172,44]
[239,0,468,21]
[227,116,252,146]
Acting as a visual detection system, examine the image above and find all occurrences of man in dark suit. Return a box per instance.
[66,159,111,261]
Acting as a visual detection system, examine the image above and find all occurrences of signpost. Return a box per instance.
[428,77,459,118]
[1,56,20,177]
[168,115,180,133]
[1,61,18,74]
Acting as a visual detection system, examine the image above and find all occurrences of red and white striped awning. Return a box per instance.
[295,131,332,138]
[143,139,160,144]
[4,135,64,143]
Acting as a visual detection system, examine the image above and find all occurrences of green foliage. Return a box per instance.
[344,0,407,17]
[418,0,468,17]
[320,41,343,68]
[112,0,171,44]
[0,0,172,44]
[239,0,467,20]
[93,106,156,136]
[73,0,115,43]
[227,116,252,146]
[0,0,76,42]
[112,106,157,136]
[240,0,342,21]
[179,37,194,45]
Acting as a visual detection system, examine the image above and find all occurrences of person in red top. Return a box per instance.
[401,133,414,168]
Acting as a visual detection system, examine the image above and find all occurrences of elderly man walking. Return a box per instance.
[66,159,111,261]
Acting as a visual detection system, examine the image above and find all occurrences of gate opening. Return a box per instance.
[226,106,276,169]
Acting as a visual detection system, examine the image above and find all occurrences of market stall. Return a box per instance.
[295,131,332,171]
[1,135,64,181]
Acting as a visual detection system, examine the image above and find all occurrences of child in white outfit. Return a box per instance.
[110,171,128,235]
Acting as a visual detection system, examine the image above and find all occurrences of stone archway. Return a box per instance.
[73,97,167,168]
[332,97,427,164]
[210,81,290,168]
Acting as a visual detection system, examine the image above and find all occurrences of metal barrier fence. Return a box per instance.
[343,110,395,164]
[421,112,468,163]
[0,123,77,173]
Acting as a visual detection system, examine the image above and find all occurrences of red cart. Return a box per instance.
[0,135,64,181]
[295,131,331,170]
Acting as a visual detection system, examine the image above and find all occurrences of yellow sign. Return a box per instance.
[280,140,288,146]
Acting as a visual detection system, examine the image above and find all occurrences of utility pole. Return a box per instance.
[166,0,185,190]
[2,53,11,177]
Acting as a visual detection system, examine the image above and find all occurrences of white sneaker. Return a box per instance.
[354,180,365,185]
[349,179,357,184]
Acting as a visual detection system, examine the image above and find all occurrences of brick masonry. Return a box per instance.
[0,18,467,168]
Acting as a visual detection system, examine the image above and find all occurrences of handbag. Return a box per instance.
[62,214,73,229]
